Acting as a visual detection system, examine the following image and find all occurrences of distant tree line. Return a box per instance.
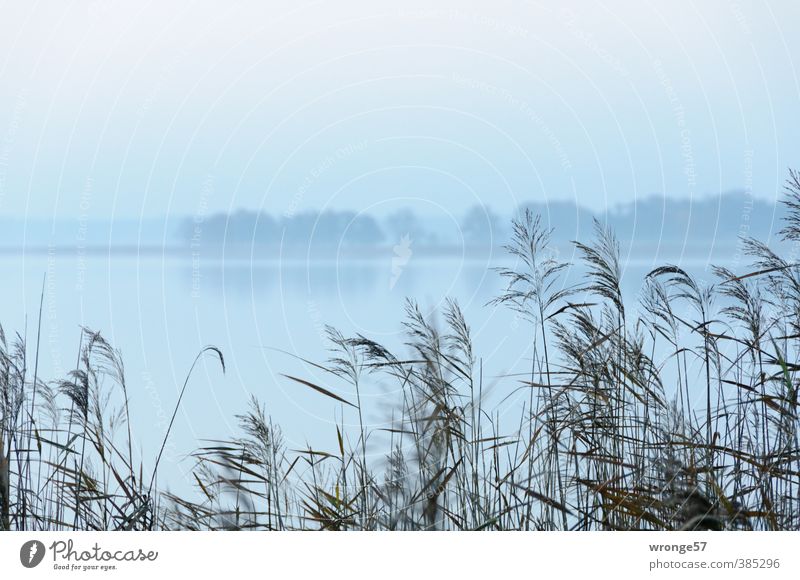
[182,191,778,249]
[186,210,384,248]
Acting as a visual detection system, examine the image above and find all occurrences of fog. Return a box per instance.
[1,0,798,222]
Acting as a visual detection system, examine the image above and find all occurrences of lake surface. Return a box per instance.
[0,244,739,490]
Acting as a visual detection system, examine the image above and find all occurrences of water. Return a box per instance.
[0,245,732,490]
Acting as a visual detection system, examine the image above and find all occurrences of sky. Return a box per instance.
[0,0,798,222]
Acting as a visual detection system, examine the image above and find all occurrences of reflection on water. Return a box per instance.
[187,258,503,301]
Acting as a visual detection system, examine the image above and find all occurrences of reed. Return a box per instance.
[2,170,800,531]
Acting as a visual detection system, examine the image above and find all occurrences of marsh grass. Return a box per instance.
[0,325,224,531]
[3,172,800,531]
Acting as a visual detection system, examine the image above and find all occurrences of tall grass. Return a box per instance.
[2,171,800,531]
[0,326,223,531]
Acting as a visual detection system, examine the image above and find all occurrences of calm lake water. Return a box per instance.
[0,245,737,489]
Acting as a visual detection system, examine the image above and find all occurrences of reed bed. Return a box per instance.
[3,171,800,531]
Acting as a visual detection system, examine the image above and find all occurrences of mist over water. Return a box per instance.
[0,241,737,491]
[2,1,799,533]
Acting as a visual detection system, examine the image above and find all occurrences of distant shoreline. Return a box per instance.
[0,240,751,261]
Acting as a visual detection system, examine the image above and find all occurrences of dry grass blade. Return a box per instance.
[281,374,357,408]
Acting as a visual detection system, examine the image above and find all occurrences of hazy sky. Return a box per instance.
[0,0,798,221]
